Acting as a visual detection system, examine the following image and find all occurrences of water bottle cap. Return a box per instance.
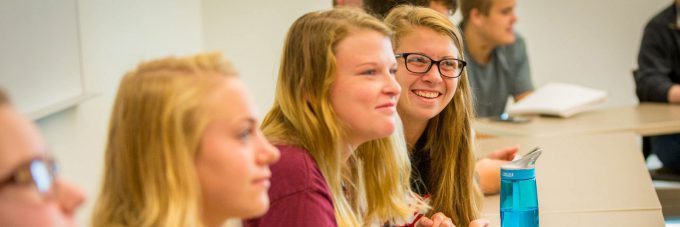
[502,147,542,170]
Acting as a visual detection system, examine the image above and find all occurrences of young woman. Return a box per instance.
[385,5,499,227]
[91,53,280,227]
[0,89,85,227]
[245,7,426,227]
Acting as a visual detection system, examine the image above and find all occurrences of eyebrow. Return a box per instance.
[232,117,257,127]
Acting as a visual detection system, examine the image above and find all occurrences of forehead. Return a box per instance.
[335,29,394,63]
[0,106,46,176]
[397,26,458,59]
[203,77,258,122]
[491,0,516,9]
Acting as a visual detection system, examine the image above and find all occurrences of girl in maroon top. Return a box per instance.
[246,8,426,227]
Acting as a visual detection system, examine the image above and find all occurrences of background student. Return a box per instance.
[635,0,680,176]
[245,8,430,227]
[0,89,85,227]
[460,0,534,118]
[91,53,280,227]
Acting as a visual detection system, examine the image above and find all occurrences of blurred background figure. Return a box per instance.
[91,53,280,227]
[635,0,680,180]
[0,89,85,227]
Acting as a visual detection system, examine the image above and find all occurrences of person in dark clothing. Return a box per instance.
[635,0,680,176]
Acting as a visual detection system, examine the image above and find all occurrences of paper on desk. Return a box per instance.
[507,83,607,118]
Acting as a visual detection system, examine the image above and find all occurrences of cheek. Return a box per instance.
[197,138,252,195]
[0,198,65,227]
[395,73,410,91]
[446,78,459,100]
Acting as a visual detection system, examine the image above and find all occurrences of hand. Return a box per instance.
[476,158,507,195]
[486,146,519,161]
[469,219,490,227]
[416,212,455,227]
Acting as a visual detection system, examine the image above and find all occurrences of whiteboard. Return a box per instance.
[0,0,85,119]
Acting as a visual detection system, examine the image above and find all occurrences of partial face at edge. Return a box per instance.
[0,106,85,227]
[196,77,280,220]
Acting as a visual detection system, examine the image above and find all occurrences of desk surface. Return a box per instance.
[476,132,664,226]
[474,103,680,138]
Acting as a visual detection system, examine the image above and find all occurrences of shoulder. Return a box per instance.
[645,4,674,31]
[245,145,337,227]
[268,145,331,202]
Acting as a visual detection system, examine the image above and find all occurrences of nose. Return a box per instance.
[54,178,85,218]
[421,64,445,83]
[255,130,280,166]
[384,70,401,98]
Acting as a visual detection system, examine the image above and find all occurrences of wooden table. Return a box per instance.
[476,132,664,226]
[474,103,680,138]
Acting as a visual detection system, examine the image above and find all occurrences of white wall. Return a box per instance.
[38,1,204,225]
[202,0,331,114]
[513,0,672,107]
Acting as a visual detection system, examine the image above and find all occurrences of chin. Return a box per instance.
[240,203,269,219]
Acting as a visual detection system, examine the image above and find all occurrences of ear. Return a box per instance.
[469,8,484,26]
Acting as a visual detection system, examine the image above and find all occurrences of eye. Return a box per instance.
[407,56,429,66]
[389,68,398,75]
[360,69,377,76]
[238,128,253,141]
[440,60,458,71]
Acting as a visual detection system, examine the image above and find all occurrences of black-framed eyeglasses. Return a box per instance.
[395,53,467,78]
[0,158,58,199]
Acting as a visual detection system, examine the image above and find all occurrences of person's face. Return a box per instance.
[395,26,460,124]
[196,77,280,221]
[331,29,401,147]
[0,105,85,227]
[476,0,517,45]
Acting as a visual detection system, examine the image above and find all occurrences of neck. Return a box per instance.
[202,212,225,227]
[402,116,429,150]
[463,25,495,65]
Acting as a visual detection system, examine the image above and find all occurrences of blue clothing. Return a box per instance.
[465,33,534,117]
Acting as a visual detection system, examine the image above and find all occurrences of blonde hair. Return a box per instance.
[92,53,237,227]
[385,5,483,226]
[262,7,424,226]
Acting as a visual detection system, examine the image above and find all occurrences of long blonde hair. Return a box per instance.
[262,7,423,226]
[385,5,483,226]
[92,53,237,227]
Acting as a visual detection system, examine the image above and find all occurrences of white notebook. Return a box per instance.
[507,83,607,118]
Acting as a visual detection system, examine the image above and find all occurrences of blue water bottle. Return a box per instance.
[500,147,542,227]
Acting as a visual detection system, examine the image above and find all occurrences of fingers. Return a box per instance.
[416,216,433,227]
[487,145,519,161]
[469,219,490,227]
[431,213,455,227]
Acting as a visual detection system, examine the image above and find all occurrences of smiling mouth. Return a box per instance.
[413,90,441,99]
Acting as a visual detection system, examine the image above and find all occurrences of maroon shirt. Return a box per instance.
[245,145,337,227]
